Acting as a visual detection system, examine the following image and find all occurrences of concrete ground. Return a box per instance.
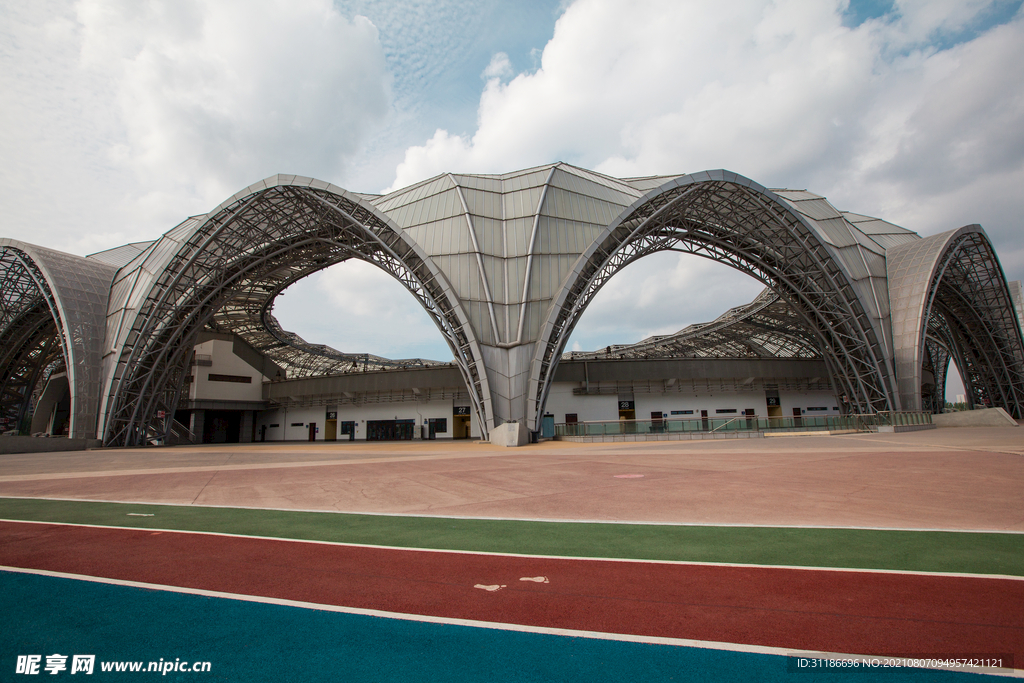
[0,426,1021,531]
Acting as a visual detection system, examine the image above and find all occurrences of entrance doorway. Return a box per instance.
[618,401,636,420]
[366,419,414,441]
[204,410,241,443]
[308,422,316,441]
[426,417,446,440]
[453,407,472,439]
[325,419,337,441]
[340,421,355,441]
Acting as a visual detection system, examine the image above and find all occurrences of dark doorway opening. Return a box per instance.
[340,421,355,441]
[203,410,241,443]
[367,419,414,441]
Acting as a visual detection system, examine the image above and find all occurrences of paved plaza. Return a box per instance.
[1,427,1021,530]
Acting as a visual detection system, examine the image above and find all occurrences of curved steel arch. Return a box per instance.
[528,171,896,429]
[0,242,115,439]
[101,178,491,447]
[0,302,63,434]
[887,225,1024,418]
[930,230,1024,416]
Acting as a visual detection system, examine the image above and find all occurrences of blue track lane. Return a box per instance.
[0,570,1002,682]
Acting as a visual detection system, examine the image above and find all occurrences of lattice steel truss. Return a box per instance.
[886,225,1024,418]
[101,179,489,447]
[207,259,450,378]
[563,288,819,361]
[0,242,114,438]
[531,173,896,424]
[4,167,1022,444]
[921,336,951,414]
[0,303,62,433]
[927,231,1024,416]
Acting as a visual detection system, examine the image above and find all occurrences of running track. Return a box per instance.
[2,498,1021,681]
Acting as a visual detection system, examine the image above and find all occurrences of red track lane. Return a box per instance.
[1,521,1021,662]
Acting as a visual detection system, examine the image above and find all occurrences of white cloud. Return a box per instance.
[0,0,391,253]
[386,0,1024,362]
[272,260,453,361]
[482,52,513,80]
[77,0,390,205]
[389,0,1024,230]
[565,253,766,353]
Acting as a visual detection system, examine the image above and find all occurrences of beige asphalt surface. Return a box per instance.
[0,427,1021,531]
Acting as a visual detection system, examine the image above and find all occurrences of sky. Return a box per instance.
[3,0,1024,400]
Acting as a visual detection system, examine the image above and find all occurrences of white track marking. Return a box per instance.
[2,495,1021,534]
[1,566,1016,678]
[1,518,1021,581]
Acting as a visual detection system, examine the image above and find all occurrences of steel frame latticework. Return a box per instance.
[206,263,449,378]
[887,225,1024,418]
[926,231,1024,416]
[921,336,951,414]
[0,248,66,435]
[3,166,1022,445]
[563,288,820,361]
[530,172,895,427]
[101,179,489,447]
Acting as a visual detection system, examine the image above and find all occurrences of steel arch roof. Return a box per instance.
[0,239,117,439]
[96,175,492,446]
[3,164,1022,444]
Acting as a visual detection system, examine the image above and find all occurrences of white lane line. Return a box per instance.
[1,566,1016,678]
[2,495,1021,534]
[1,518,1022,581]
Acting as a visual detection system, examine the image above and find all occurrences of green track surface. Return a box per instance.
[2,496,1021,576]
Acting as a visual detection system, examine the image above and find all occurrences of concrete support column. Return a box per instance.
[240,410,254,443]
[190,410,206,444]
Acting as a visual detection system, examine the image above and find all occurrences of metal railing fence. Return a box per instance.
[554,411,932,438]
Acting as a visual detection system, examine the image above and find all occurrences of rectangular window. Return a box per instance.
[208,374,252,383]
[670,410,693,415]
[429,418,448,433]
[565,413,578,423]
[290,422,304,427]
[715,409,737,414]
[269,424,280,428]
[806,406,829,412]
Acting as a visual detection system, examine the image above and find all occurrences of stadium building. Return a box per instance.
[2,165,1022,446]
